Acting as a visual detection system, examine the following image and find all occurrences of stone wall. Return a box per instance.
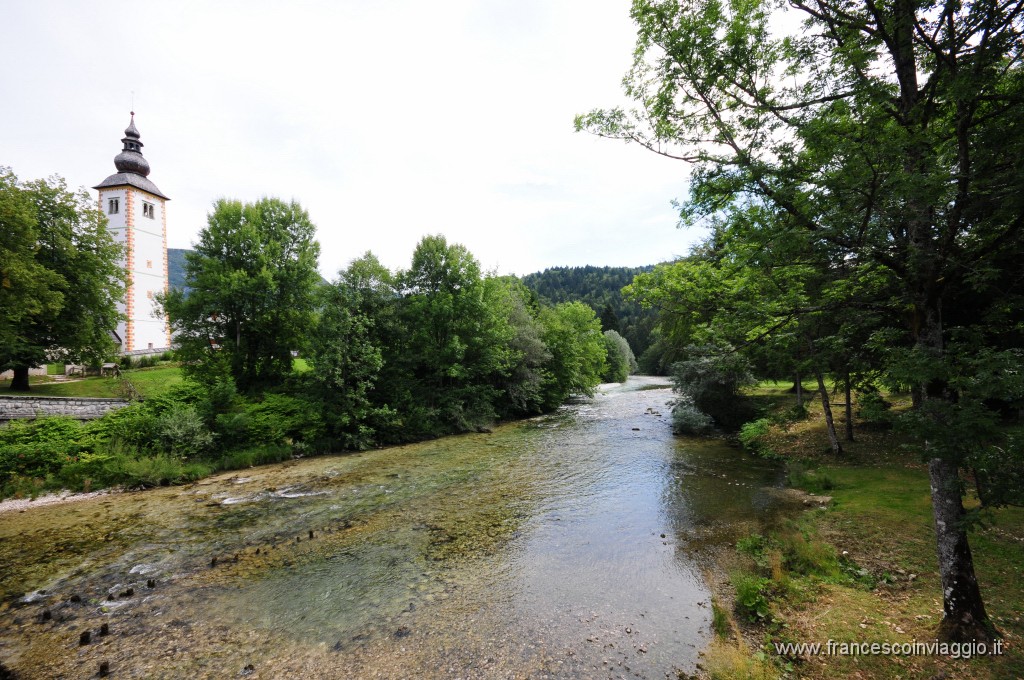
[0,396,131,422]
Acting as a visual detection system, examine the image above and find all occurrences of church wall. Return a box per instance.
[128,189,170,351]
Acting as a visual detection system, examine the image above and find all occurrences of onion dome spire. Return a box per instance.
[113,111,151,177]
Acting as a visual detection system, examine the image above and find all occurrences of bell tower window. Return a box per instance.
[143,201,155,219]
[108,198,119,214]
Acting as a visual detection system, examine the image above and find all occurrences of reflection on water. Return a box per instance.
[0,377,789,678]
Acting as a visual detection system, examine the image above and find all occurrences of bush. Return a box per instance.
[857,391,891,427]
[670,346,756,431]
[0,418,87,484]
[98,403,161,449]
[739,418,777,458]
[102,452,210,488]
[732,573,772,621]
[215,445,293,471]
[156,405,214,459]
[240,393,325,448]
[671,397,715,434]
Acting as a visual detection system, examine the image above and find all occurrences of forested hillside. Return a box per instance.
[168,247,188,290]
[521,265,658,367]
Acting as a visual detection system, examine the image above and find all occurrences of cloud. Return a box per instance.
[0,0,702,278]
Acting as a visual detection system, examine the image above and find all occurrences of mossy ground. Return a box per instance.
[698,381,1024,680]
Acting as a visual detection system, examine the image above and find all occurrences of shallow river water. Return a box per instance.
[0,377,792,679]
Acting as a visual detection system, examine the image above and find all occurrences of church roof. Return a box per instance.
[94,172,170,200]
[94,112,169,200]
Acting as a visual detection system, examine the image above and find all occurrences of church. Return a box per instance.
[94,113,172,354]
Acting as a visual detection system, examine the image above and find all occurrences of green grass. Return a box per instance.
[1,364,184,399]
[712,381,1024,679]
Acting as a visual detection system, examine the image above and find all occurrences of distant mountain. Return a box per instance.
[520,265,658,359]
[168,247,189,291]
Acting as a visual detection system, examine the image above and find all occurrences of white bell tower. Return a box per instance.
[94,112,171,353]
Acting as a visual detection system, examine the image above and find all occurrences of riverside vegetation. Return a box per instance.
[692,382,1024,680]
[1,196,639,501]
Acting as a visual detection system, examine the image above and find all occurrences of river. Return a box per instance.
[0,376,792,678]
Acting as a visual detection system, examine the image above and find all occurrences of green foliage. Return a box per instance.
[538,301,607,409]
[671,396,715,435]
[856,391,891,427]
[670,346,756,431]
[732,573,772,622]
[738,418,778,458]
[711,599,731,638]
[308,254,392,449]
[161,197,321,392]
[0,168,125,389]
[383,235,511,437]
[787,462,836,494]
[240,393,325,448]
[101,452,210,488]
[521,265,659,361]
[155,405,214,459]
[601,330,637,383]
[0,418,87,485]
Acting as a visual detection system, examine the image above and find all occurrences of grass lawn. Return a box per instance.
[0,364,183,399]
[702,380,1024,680]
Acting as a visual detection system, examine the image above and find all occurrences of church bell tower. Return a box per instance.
[94,113,171,353]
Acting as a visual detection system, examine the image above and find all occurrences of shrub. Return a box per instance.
[215,445,293,471]
[857,391,891,427]
[739,418,777,458]
[98,403,161,449]
[672,396,715,434]
[102,452,210,488]
[156,405,214,459]
[732,573,772,621]
[0,418,87,484]
[241,393,325,447]
[670,346,756,431]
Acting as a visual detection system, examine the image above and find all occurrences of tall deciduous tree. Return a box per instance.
[309,254,395,450]
[538,301,607,409]
[580,0,1024,640]
[0,169,125,390]
[161,198,320,392]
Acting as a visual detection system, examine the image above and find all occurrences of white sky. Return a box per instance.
[0,1,705,279]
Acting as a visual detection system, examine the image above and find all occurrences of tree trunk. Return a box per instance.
[844,372,854,442]
[815,370,842,455]
[9,366,30,391]
[795,370,803,407]
[929,457,995,642]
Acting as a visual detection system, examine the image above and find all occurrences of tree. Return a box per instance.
[580,0,1024,640]
[602,330,637,383]
[538,301,607,409]
[308,256,396,451]
[0,169,125,390]
[388,235,516,436]
[161,198,320,392]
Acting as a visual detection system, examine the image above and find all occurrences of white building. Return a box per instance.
[94,113,171,353]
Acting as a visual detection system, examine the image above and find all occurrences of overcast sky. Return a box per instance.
[1,1,705,278]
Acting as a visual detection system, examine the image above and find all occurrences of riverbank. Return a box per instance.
[697,383,1024,680]
[4,377,760,678]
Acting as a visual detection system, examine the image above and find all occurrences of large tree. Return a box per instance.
[161,198,321,392]
[0,169,125,390]
[580,0,1023,641]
